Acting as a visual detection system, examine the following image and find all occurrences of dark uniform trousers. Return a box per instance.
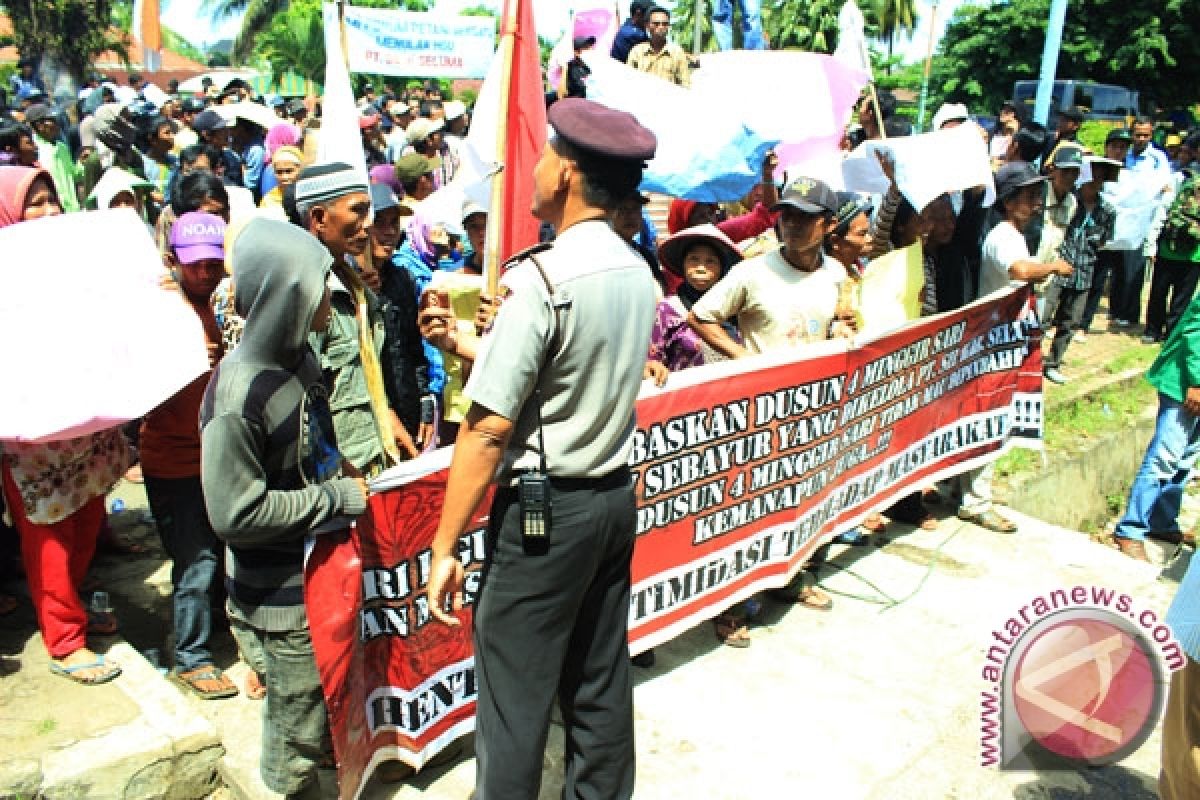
[474,469,637,800]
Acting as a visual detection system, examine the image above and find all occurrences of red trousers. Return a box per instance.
[2,465,104,659]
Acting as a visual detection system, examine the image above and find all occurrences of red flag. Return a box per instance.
[493,0,547,268]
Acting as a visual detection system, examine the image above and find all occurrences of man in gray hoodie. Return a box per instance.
[200,217,368,797]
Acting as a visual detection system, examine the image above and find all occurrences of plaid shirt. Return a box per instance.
[1056,194,1116,291]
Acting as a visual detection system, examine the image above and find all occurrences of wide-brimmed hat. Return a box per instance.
[994,161,1046,202]
[657,224,743,278]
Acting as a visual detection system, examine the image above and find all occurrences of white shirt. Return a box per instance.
[979,221,1030,297]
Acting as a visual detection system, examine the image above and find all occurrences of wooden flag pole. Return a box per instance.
[858,39,886,140]
[484,1,521,300]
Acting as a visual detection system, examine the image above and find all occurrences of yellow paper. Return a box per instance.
[429,271,483,424]
[859,242,924,335]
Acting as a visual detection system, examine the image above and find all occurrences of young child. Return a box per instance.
[142,211,237,699]
[199,217,367,796]
[1042,156,1119,383]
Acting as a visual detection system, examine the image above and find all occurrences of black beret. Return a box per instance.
[548,97,656,162]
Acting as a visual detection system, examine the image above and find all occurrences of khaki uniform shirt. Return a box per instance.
[627,41,692,88]
[466,220,658,482]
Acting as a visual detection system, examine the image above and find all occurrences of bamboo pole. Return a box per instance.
[484,1,521,300]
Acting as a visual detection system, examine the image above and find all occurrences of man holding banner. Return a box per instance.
[427,98,658,800]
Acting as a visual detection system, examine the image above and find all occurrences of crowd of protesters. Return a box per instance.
[2,10,1200,794]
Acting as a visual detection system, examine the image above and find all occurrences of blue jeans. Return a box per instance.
[1114,394,1200,541]
[145,475,221,671]
[712,0,766,50]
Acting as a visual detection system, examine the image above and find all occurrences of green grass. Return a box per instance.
[994,378,1156,478]
[1104,344,1158,375]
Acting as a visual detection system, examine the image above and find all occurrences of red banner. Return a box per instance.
[306,287,1044,798]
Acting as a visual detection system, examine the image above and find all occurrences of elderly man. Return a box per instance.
[628,6,692,88]
[296,163,418,475]
[427,97,658,800]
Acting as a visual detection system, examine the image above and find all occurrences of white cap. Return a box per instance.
[406,117,445,144]
[443,100,467,121]
[932,102,969,131]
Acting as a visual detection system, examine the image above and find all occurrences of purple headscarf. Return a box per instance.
[404,207,447,265]
[369,164,404,197]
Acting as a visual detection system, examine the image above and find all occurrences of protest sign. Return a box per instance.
[1103,169,1169,250]
[842,123,997,209]
[0,209,209,442]
[330,5,496,79]
[306,286,1043,797]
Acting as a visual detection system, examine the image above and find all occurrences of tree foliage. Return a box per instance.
[257,0,325,85]
[932,0,1200,115]
[3,0,127,84]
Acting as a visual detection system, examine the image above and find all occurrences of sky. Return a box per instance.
[159,0,970,64]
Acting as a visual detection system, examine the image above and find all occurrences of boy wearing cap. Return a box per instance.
[689,176,848,609]
[142,211,237,699]
[1044,156,1119,383]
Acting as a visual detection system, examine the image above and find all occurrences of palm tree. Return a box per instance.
[257,0,325,84]
[203,0,290,64]
[874,0,917,59]
[762,0,844,52]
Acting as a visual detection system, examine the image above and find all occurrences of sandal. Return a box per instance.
[170,665,239,699]
[245,670,267,700]
[957,508,1017,534]
[87,610,119,636]
[50,651,122,685]
[713,611,752,648]
[768,571,835,611]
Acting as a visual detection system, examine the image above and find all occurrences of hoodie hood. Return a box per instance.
[231,217,332,365]
[87,166,151,209]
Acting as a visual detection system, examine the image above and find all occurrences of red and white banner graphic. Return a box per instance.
[306,286,1044,798]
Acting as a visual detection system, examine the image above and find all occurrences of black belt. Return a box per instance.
[506,467,632,492]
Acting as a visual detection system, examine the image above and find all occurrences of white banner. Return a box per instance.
[331,5,496,78]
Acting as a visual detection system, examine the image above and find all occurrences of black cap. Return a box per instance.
[181,97,206,113]
[772,177,838,215]
[287,99,308,117]
[548,97,657,161]
[995,161,1047,201]
[1051,144,1085,169]
[1061,107,1084,123]
[192,109,232,133]
[574,35,597,50]
[1106,127,1133,144]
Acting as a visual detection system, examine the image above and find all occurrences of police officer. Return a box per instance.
[427,98,658,800]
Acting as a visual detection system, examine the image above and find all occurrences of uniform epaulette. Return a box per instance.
[503,242,554,270]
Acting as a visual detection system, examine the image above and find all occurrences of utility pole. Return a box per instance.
[1032,0,1068,125]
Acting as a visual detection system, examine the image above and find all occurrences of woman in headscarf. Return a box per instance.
[0,166,132,684]
[649,224,743,371]
[394,209,453,433]
[258,146,303,212]
[257,123,301,199]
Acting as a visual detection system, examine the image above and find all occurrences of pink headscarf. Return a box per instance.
[264,123,300,160]
[0,166,52,228]
[404,206,448,265]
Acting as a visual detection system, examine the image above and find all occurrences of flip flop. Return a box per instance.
[713,611,752,648]
[957,508,1017,534]
[170,665,239,700]
[50,653,122,685]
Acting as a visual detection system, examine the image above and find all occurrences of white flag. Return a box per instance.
[320,4,369,185]
[834,0,871,78]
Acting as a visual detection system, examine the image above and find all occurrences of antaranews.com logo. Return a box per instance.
[980,584,1183,769]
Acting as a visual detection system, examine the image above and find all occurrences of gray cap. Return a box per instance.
[771,177,838,215]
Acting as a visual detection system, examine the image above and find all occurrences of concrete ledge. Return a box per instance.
[1,642,223,800]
